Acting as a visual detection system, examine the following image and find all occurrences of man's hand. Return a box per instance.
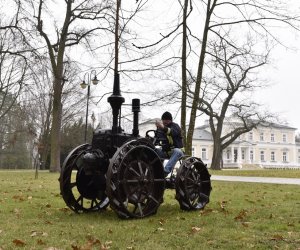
[155,120,164,129]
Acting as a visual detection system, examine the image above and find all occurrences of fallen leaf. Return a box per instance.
[200,208,213,216]
[234,209,248,221]
[245,198,255,203]
[30,231,38,237]
[71,245,80,250]
[37,239,46,245]
[159,218,165,225]
[271,234,284,241]
[191,226,201,233]
[241,222,250,227]
[219,200,228,211]
[13,208,21,215]
[13,195,25,202]
[13,239,26,247]
[59,207,70,212]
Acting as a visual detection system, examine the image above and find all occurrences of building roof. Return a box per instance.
[193,128,213,141]
[197,120,297,131]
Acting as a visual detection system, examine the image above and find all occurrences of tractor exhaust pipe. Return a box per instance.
[132,98,140,136]
[107,73,125,134]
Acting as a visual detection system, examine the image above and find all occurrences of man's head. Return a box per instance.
[161,111,172,126]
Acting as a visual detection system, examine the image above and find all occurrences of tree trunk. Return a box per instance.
[49,77,62,172]
[180,0,188,148]
[185,2,215,155]
[211,139,222,170]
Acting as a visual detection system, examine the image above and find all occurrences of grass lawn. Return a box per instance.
[0,170,299,249]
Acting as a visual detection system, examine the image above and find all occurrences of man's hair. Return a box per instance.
[161,111,172,121]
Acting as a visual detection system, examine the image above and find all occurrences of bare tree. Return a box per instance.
[194,37,274,170]
[134,0,300,155]
[184,0,300,155]
[0,23,29,122]
[12,0,115,171]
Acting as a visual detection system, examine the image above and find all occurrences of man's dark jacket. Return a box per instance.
[158,122,183,152]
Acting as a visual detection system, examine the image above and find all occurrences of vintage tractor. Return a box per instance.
[59,73,212,219]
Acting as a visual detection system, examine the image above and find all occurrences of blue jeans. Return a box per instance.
[156,148,184,174]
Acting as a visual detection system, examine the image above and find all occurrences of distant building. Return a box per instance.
[139,119,300,169]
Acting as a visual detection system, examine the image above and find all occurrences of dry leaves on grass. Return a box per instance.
[191,226,201,233]
[13,239,26,247]
[37,239,46,245]
[219,200,228,212]
[12,195,26,202]
[30,231,48,237]
[199,208,213,216]
[71,236,112,250]
[234,209,248,221]
[271,234,285,241]
[159,218,166,226]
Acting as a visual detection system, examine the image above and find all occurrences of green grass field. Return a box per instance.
[0,170,299,249]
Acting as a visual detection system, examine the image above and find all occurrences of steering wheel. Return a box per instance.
[145,129,168,147]
[145,130,157,140]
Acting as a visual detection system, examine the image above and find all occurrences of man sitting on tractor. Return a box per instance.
[155,111,184,176]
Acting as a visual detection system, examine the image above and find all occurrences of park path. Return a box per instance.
[211,175,300,185]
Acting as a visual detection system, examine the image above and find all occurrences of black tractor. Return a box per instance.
[59,73,212,219]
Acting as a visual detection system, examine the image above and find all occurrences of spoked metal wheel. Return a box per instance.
[59,144,109,213]
[175,157,211,210]
[106,140,165,219]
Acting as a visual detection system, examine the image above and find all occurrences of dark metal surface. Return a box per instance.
[106,139,165,218]
[175,157,212,210]
[59,144,109,213]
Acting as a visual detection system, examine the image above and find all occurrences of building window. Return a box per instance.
[242,150,245,160]
[249,132,253,141]
[283,152,287,162]
[282,134,287,143]
[260,151,265,161]
[250,150,254,161]
[201,148,207,160]
[260,132,264,141]
[271,151,275,161]
[298,156,300,164]
[191,147,195,157]
[271,133,275,142]
[226,150,230,160]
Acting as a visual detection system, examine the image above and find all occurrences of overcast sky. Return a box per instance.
[135,1,300,132]
[6,0,299,132]
[254,38,300,132]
